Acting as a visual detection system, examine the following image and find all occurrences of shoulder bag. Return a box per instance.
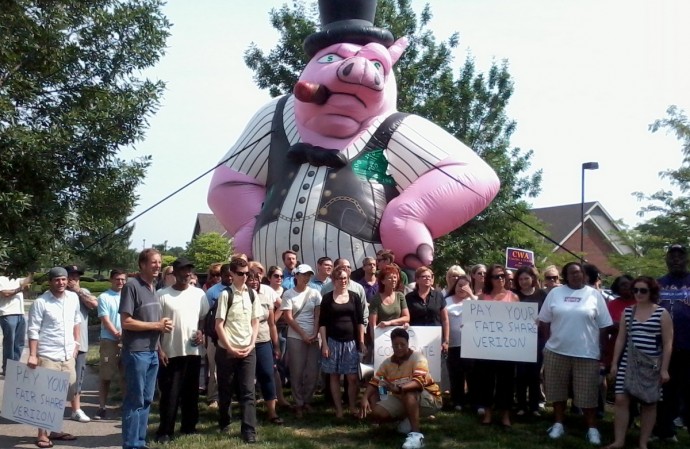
[623,306,661,403]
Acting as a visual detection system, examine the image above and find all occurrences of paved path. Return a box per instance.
[0,320,123,449]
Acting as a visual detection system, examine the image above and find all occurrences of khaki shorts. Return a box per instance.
[38,357,77,401]
[377,390,442,420]
[543,349,600,408]
[99,339,122,381]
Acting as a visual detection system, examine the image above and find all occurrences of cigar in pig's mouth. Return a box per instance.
[293,81,331,105]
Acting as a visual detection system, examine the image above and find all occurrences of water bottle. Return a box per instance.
[378,376,388,400]
[190,329,199,347]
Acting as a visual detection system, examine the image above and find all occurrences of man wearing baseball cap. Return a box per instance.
[27,267,82,447]
[654,244,690,442]
[64,265,98,423]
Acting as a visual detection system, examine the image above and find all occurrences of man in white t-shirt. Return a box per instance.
[0,268,32,376]
[155,258,209,444]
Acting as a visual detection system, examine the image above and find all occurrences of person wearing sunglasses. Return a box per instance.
[538,262,612,445]
[203,264,233,409]
[475,264,518,428]
[542,265,561,293]
[203,263,223,292]
[606,276,672,449]
[214,257,262,443]
[267,266,285,298]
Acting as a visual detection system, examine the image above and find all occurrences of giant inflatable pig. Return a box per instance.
[208,0,499,269]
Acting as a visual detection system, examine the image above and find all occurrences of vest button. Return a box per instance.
[298,197,306,204]
[302,183,310,190]
[307,170,315,177]
[292,244,300,251]
[295,212,303,219]
[292,227,300,234]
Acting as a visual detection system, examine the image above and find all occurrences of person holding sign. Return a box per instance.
[359,327,442,449]
[27,267,82,448]
[538,262,612,445]
[475,264,519,428]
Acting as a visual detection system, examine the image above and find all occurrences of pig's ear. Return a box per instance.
[388,37,409,65]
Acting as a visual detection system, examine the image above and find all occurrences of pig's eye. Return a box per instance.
[318,54,344,64]
[373,61,384,72]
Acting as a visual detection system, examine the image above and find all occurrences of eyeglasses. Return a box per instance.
[418,275,433,280]
[475,272,486,276]
[632,287,650,294]
[233,270,249,276]
[492,274,505,280]
[272,274,283,279]
[545,276,559,281]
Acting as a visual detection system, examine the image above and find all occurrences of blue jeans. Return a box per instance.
[255,341,277,401]
[122,350,158,449]
[0,314,26,373]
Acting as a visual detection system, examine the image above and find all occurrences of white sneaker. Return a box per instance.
[477,407,486,416]
[402,432,425,449]
[674,416,684,428]
[397,418,412,434]
[650,435,678,443]
[71,409,91,423]
[547,422,565,439]
[586,427,601,445]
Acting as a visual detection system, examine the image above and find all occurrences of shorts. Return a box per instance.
[543,349,599,408]
[321,338,360,375]
[377,390,442,419]
[99,339,122,381]
[74,351,87,394]
[38,357,77,401]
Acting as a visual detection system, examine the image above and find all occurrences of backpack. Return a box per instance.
[204,286,255,344]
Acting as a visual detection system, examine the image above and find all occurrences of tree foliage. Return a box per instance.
[244,0,545,270]
[184,233,232,273]
[0,0,170,273]
[610,106,690,277]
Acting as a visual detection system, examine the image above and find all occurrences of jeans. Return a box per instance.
[255,342,277,401]
[122,350,159,449]
[157,355,201,438]
[0,314,26,373]
[216,346,257,435]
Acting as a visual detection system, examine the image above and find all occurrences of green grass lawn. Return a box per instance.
[141,394,689,449]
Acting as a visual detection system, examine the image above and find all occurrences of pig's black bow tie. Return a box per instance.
[287,143,348,168]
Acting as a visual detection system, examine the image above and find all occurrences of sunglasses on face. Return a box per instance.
[475,272,486,276]
[492,274,505,280]
[272,274,283,279]
[632,287,650,294]
[233,270,249,277]
[545,276,559,281]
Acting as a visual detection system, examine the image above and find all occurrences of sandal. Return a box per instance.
[35,440,53,449]
[269,416,284,425]
[49,432,77,441]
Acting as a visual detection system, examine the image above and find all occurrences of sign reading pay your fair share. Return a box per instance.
[1,359,70,433]
[461,301,539,363]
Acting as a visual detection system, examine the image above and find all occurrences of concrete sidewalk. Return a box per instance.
[0,326,123,448]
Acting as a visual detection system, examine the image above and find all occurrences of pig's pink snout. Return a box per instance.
[337,58,384,91]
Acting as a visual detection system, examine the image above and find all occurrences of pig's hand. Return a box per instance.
[379,211,434,269]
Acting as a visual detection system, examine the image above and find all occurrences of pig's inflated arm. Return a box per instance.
[207,166,265,258]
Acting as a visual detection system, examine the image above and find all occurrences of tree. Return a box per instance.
[244,0,546,270]
[609,105,690,277]
[185,233,232,273]
[0,0,170,273]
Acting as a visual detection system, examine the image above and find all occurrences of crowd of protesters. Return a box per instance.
[1,243,689,449]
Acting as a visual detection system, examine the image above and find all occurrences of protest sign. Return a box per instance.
[373,326,441,382]
[461,301,538,362]
[505,247,535,270]
[1,359,69,432]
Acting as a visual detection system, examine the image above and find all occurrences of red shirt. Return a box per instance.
[602,296,636,368]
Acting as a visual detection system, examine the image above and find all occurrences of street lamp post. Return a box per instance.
[581,162,600,256]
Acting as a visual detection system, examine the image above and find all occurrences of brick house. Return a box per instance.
[531,201,635,276]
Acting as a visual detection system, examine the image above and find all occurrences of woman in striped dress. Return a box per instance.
[606,277,673,449]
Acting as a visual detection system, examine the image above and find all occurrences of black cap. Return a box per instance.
[64,265,84,275]
[172,257,195,270]
[303,0,395,58]
[667,244,687,254]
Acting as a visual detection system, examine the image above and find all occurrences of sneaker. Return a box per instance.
[402,432,425,449]
[516,409,526,417]
[397,418,412,434]
[532,410,542,417]
[453,405,463,412]
[477,407,486,416]
[547,423,565,439]
[586,428,601,445]
[649,435,678,443]
[93,408,107,420]
[71,409,91,423]
[674,417,684,428]
[207,401,219,409]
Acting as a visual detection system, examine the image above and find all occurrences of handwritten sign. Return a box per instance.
[1,359,69,432]
[374,326,441,382]
[505,247,535,270]
[461,301,538,362]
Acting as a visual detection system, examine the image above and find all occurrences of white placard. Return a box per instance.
[1,359,69,432]
[374,326,442,382]
[461,301,538,362]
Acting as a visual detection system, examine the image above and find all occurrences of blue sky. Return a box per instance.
[121,0,690,250]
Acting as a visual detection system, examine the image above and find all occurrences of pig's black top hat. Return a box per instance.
[303,0,395,58]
